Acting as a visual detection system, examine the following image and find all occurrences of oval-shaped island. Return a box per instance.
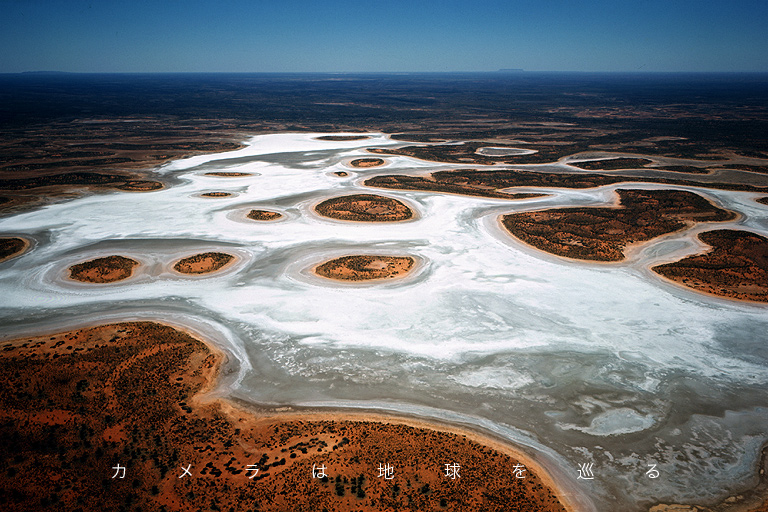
[173,252,235,275]
[315,255,415,281]
[69,255,139,283]
[315,194,413,222]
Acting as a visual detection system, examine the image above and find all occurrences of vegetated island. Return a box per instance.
[364,168,768,197]
[200,192,233,198]
[246,209,283,221]
[0,321,569,512]
[68,255,139,283]
[204,172,252,177]
[652,229,768,302]
[316,135,369,141]
[501,189,736,262]
[0,237,28,263]
[365,173,545,200]
[368,141,567,165]
[757,197,768,206]
[350,158,385,168]
[173,252,234,275]
[571,157,654,170]
[315,194,413,222]
[334,171,349,177]
[315,255,415,281]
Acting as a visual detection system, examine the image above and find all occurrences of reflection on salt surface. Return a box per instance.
[1,132,767,510]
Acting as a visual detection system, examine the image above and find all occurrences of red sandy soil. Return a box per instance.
[68,255,139,283]
[652,229,768,302]
[247,209,283,221]
[334,171,349,177]
[200,192,233,198]
[315,194,414,222]
[0,322,570,512]
[0,237,28,263]
[172,252,234,274]
[350,158,385,168]
[315,255,414,281]
[316,135,370,141]
[204,172,252,177]
[501,189,736,262]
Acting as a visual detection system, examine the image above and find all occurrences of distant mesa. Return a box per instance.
[246,209,283,221]
[200,191,233,198]
[315,135,369,141]
[350,158,385,168]
[652,230,768,303]
[69,255,138,283]
[204,172,252,177]
[315,194,413,222]
[333,171,349,177]
[501,189,736,262]
[0,237,28,263]
[173,252,234,275]
[315,255,415,281]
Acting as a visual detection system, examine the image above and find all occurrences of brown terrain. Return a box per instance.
[204,172,252,177]
[368,142,570,165]
[350,158,385,168]
[757,197,768,206]
[0,119,245,213]
[247,209,283,221]
[365,173,546,200]
[652,230,768,302]
[315,256,415,281]
[200,192,233,198]
[572,157,654,170]
[501,189,736,262]
[68,255,139,283]
[172,252,234,275]
[0,321,569,512]
[0,237,28,263]
[334,171,349,177]
[364,169,768,197]
[316,135,370,141]
[315,194,414,222]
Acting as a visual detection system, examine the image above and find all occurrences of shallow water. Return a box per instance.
[1,132,767,511]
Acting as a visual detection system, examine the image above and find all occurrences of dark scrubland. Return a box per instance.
[653,229,768,302]
[172,252,234,274]
[315,255,415,281]
[364,168,768,198]
[0,237,26,261]
[68,255,139,283]
[501,189,735,261]
[315,194,413,222]
[247,209,283,221]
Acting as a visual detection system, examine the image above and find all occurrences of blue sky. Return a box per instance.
[1,0,767,73]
